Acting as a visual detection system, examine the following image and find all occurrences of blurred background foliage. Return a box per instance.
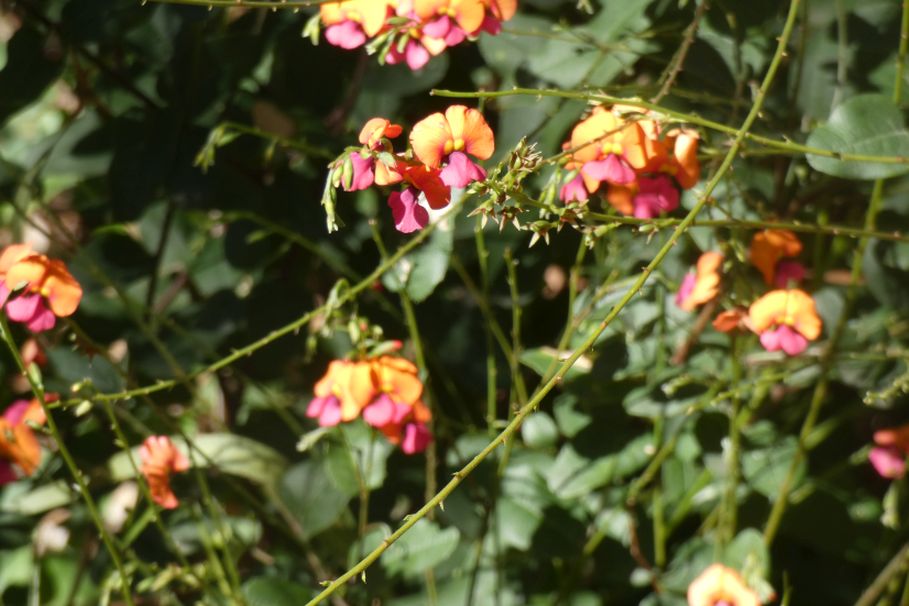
[1,0,909,604]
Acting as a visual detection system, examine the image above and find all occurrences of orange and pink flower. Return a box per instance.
[869,423,909,479]
[687,564,761,606]
[748,289,822,356]
[749,229,804,287]
[307,355,432,454]
[676,252,723,312]
[0,397,49,485]
[0,244,82,333]
[139,435,190,510]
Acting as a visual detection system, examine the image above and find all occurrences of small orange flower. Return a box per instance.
[676,252,723,312]
[139,436,190,510]
[666,128,701,189]
[0,397,49,483]
[359,117,403,150]
[870,423,909,479]
[749,229,802,285]
[687,564,761,606]
[749,289,822,356]
[410,105,495,169]
[3,250,83,317]
[414,0,486,34]
[308,359,376,426]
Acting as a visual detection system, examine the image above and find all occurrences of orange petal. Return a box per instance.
[0,244,34,275]
[570,108,620,164]
[670,129,700,189]
[488,0,517,20]
[375,158,404,186]
[874,424,909,450]
[0,420,42,476]
[339,360,377,421]
[788,289,822,340]
[358,117,403,148]
[445,105,495,161]
[410,111,451,168]
[712,308,747,333]
[681,251,723,311]
[749,229,802,285]
[43,259,82,317]
[357,0,393,37]
[320,2,346,25]
[606,184,635,215]
[4,255,48,291]
[453,0,486,33]
[621,120,667,173]
[414,0,446,21]
[374,356,423,405]
[748,289,789,333]
[403,163,451,209]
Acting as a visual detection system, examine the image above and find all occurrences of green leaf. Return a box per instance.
[741,437,804,499]
[521,412,559,449]
[382,211,455,302]
[806,94,909,180]
[0,481,73,515]
[324,421,393,493]
[381,519,460,579]
[242,577,312,606]
[279,460,353,540]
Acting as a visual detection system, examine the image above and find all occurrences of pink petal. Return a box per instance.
[760,327,783,352]
[318,398,342,427]
[632,175,679,218]
[774,260,807,288]
[390,401,412,425]
[6,294,42,323]
[422,16,451,39]
[870,446,906,479]
[559,174,588,203]
[674,272,696,309]
[344,152,375,192]
[401,422,432,454]
[405,41,431,70]
[325,21,367,49]
[440,151,486,188]
[3,400,32,425]
[444,25,467,46]
[363,394,396,428]
[581,154,635,186]
[777,324,808,356]
[388,188,430,233]
[25,306,55,333]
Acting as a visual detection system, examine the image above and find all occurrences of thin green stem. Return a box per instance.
[0,318,135,606]
[763,1,909,543]
[72,200,461,407]
[431,88,909,167]
[306,2,799,600]
[474,226,499,435]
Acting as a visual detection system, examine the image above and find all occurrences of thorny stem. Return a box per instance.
[305,0,800,600]
[67,199,463,407]
[0,318,136,606]
[763,0,909,546]
[431,88,909,167]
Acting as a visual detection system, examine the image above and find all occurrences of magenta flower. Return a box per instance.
[559,174,588,203]
[440,151,487,188]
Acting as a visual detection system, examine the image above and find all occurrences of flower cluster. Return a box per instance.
[0,397,50,486]
[307,355,432,454]
[559,105,700,218]
[319,0,517,70]
[0,244,82,333]
[324,106,494,233]
[687,564,761,606]
[139,435,190,510]
[675,229,823,357]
